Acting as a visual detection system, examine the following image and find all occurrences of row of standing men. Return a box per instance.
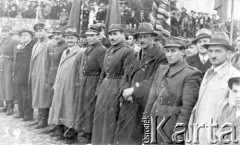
[0,21,240,144]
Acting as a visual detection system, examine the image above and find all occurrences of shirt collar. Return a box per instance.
[211,61,228,73]
[199,53,209,62]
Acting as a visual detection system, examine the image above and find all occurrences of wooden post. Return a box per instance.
[230,0,234,45]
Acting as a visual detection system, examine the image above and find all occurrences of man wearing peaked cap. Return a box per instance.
[114,22,167,144]
[143,36,202,144]
[40,26,68,134]
[92,23,134,144]
[188,31,240,145]
[29,22,54,129]
[186,28,212,76]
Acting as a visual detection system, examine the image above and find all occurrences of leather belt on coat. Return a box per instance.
[157,97,182,106]
[83,71,101,76]
[105,72,123,79]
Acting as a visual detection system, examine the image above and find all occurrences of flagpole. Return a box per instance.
[78,0,83,33]
[230,0,234,45]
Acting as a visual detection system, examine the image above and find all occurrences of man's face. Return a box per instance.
[65,35,78,47]
[196,37,210,55]
[1,30,10,39]
[165,47,183,64]
[230,83,240,106]
[208,45,230,67]
[21,32,32,43]
[53,33,64,43]
[109,31,124,46]
[35,29,47,39]
[137,34,154,50]
[185,44,198,57]
[128,35,135,46]
[87,34,99,45]
[80,37,88,46]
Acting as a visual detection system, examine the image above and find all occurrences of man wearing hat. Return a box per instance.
[94,23,111,49]
[13,29,36,121]
[114,22,167,144]
[186,28,212,76]
[143,37,201,144]
[78,30,88,49]
[185,39,198,57]
[73,26,106,144]
[188,32,240,145]
[0,25,19,115]
[91,24,134,144]
[48,29,84,144]
[216,76,240,144]
[41,27,68,133]
[29,22,54,129]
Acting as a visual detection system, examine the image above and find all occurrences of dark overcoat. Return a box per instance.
[46,40,68,85]
[0,35,19,100]
[143,60,202,145]
[73,42,106,133]
[91,41,134,144]
[114,45,167,144]
[186,53,211,76]
[14,39,36,84]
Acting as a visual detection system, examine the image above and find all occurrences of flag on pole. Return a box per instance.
[214,0,229,20]
[105,0,121,35]
[67,0,82,32]
[151,0,171,37]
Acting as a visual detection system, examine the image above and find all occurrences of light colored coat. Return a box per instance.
[48,45,84,128]
[188,61,240,145]
[29,38,53,108]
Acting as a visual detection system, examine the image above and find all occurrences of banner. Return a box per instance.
[152,0,171,37]
[214,0,229,20]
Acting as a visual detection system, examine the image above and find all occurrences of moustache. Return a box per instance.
[110,39,115,41]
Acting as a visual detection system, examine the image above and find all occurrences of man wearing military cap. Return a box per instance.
[114,22,167,144]
[29,22,54,129]
[92,24,134,144]
[143,37,202,144]
[0,25,19,115]
[48,28,84,144]
[41,26,68,134]
[188,32,240,145]
[73,26,106,143]
[13,29,36,121]
[186,28,212,76]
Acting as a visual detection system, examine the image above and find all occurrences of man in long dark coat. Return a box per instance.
[114,23,167,144]
[42,27,68,132]
[29,23,54,129]
[0,27,19,115]
[13,29,36,121]
[74,26,106,144]
[186,28,212,76]
[91,24,134,144]
[143,39,202,144]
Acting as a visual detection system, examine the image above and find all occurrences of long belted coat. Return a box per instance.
[143,60,202,145]
[91,41,134,144]
[29,38,53,108]
[0,35,19,101]
[73,42,106,133]
[114,45,167,144]
[48,45,84,128]
[187,62,240,145]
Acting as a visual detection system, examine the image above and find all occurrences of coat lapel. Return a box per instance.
[31,39,48,61]
[60,45,79,65]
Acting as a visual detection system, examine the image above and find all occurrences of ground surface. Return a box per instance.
[0,108,71,145]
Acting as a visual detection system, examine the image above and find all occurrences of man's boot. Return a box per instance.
[14,98,24,118]
[35,108,49,129]
[23,108,33,121]
[41,125,56,134]
[6,100,14,115]
[28,109,41,126]
[0,100,4,107]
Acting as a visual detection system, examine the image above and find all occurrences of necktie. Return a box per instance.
[66,49,70,55]
[205,68,215,79]
[202,58,205,64]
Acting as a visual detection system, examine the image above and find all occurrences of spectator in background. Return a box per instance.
[9,5,18,18]
[82,6,90,30]
[185,40,198,57]
[129,10,139,30]
[179,7,187,25]
[127,33,140,53]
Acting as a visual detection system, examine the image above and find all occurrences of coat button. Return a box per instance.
[162,85,164,87]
